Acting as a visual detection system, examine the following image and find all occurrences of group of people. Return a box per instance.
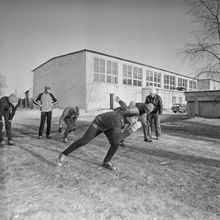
[0,86,163,170]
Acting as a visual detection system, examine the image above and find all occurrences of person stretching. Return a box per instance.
[58,106,79,142]
[57,106,140,170]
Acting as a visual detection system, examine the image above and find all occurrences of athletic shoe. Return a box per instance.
[119,141,131,147]
[119,141,125,147]
[102,162,116,171]
[119,141,129,147]
[57,153,66,166]
[38,136,42,139]
[46,135,51,139]
[0,141,5,147]
[156,136,159,140]
[8,140,15,146]
[63,138,68,143]
[144,138,152,142]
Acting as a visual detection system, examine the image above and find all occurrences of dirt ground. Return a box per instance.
[0,109,220,220]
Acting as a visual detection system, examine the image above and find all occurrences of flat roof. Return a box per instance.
[197,78,220,83]
[32,49,196,80]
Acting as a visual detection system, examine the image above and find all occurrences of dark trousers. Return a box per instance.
[38,111,52,136]
[64,117,76,138]
[62,124,120,163]
[0,117,12,141]
[147,113,161,137]
[138,113,151,140]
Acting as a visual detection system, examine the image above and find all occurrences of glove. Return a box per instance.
[58,127,62,133]
[129,121,142,132]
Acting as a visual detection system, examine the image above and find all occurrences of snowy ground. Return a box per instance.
[0,109,220,220]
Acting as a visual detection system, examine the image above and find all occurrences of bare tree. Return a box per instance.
[180,0,220,78]
[0,73,7,96]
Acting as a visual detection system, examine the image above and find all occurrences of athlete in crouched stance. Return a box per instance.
[58,106,79,143]
[57,105,140,170]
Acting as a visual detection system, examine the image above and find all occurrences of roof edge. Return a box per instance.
[32,49,196,79]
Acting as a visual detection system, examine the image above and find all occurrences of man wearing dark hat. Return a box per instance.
[34,86,58,139]
[115,96,154,145]
[0,93,19,146]
[57,105,140,170]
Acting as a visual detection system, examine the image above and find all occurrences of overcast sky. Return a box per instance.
[0,0,197,96]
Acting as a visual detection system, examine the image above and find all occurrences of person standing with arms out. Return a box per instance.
[58,106,79,143]
[34,86,58,139]
[145,87,163,140]
[0,93,19,146]
[57,105,140,170]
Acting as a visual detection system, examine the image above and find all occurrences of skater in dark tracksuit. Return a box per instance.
[34,86,58,139]
[145,87,163,140]
[0,93,19,146]
[57,106,140,170]
[58,106,79,142]
[114,97,154,146]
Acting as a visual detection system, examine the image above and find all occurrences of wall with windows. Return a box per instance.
[33,49,198,111]
[197,79,220,90]
[85,52,144,110]
[197,79,210,91]
[85,51,194,110]
[86,53,197,109]
[146,69,162,88]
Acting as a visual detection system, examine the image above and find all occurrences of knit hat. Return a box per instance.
[128,101,136,108]
[145,103,154,113]
[150,87,156,94]
[124,106,139,117]
[8,93,18,105]
[45,86,51,91]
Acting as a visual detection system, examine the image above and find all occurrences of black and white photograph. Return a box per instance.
[0,0,220,219]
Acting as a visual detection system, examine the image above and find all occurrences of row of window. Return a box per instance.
[123,65,143,86]
[189,80,197,90]
[146,70,161,88]
[164,74,175,90]
[93,57,197,90]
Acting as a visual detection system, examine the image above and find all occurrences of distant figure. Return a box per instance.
[0,93,19,146]
[34,86,58,139]
[57,105,140,170]
[145,87,163,140]
[58,106,79,143]
[115,96,154,144]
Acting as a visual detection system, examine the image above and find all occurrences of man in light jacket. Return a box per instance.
[34,86,58,139]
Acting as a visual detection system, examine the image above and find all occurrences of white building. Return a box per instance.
[196,72,220,91]
[32,49,197,111]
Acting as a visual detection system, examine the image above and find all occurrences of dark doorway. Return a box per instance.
[110,93,114,110]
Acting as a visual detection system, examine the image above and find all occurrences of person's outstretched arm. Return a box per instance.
[115,96,128,111]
